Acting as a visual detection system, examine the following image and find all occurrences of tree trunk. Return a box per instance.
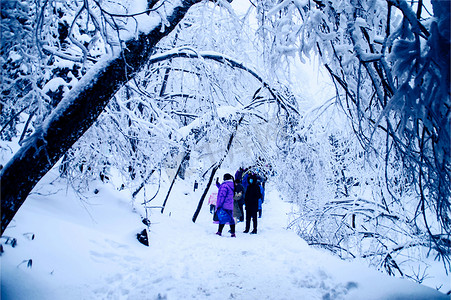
[132,170,155,199]
[0,0,201,236]
[192,116,244,223]
[161,151,190,214]
[192,164,220,223]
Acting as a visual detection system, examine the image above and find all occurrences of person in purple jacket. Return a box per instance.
[215,173,236,237]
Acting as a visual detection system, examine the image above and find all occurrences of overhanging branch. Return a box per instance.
[147,47,300,116]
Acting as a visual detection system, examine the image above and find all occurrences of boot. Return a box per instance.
[217,224,225,236]
[243,229,249,233]
[250,229,257,234]
[231,233,236,237]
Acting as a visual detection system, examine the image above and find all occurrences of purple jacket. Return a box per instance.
[216,180,235,211]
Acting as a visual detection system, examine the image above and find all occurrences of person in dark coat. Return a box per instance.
[215,173,236,237]
[243,174,262,234]
[234,181,245,222]
[235,167,244,183]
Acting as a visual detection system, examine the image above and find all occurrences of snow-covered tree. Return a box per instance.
[2,0,448,286]
[256,0,450,274]
[0,0,298,234]
[0,0,207,235]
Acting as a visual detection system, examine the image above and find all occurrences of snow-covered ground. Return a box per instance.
[1,168,449,299]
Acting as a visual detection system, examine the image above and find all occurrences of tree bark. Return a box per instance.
[0,0,201,236]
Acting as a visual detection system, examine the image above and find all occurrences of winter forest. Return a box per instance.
[1,0,450,298]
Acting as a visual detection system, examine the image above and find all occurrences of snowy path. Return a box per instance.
[99,187,446,300]
[1,175,448,299]
[138,191,356,300]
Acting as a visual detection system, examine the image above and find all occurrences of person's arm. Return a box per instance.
[216,177,220,189]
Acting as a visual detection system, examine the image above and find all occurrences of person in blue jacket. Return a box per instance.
[258,181,265,218]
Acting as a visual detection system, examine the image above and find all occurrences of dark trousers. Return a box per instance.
[245,210,258,232]
[239,204,244,222]
[218,223,235,234]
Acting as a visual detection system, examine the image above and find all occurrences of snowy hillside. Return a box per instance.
[1,168,448,300]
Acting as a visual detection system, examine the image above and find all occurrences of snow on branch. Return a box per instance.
[148,47,300,115]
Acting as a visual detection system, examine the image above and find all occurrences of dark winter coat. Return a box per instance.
[235,168,244,182]
[216,180,235,211]
[244,179,262,213]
